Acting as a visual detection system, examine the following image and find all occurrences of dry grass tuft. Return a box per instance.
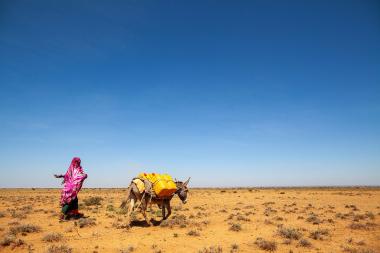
[77,217,96,228]
[298,238,312,247]
[46,244,72,253]
[342,246,375,253]
[365,211,375,220]
[0,234,15,247]
[348,222,376,230]
[106,204,115,212]
[0,234,25,248]
[277,227,302,240]
[231,243,239,252]
[187,230,200,236]
[198,245,223,253]
[255,237,277,251]
[160,214,188,228]
[42,232,63,242]
[83,196,103,206]
[120,245,135,253]
[9,224,41,235]
[309,228,329,240]
[229,223,242,232]
[306,213,321,224]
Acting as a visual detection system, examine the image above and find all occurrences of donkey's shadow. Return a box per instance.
[130,219,161,227]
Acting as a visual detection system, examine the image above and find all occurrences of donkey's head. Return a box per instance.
[175,177,190,204]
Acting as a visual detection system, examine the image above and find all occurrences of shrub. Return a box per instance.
[298,239,312,247]
[198,246,223,253]
[13,238,25,248]
[77,218,96,228]
[160,214,188,228]
[9,210,27,219]
[120,245,135,253]
[343,246,376,253]
[187,230,200,236]
[264,207,277,216]
[236,214,250,222]
[255,237,277,251]
[0,234,15,246]
[9,224,41,235]
[306,213,321,224]
[365,211,375,220]
[83,197,103,206]
[348,222,375,230]
[229,223,242,232]
[43,232,63,242]
[106,205,115,212]
[46,244,72,253]
[309,229,329,240]
[231,243,239,251]
[277,227,302,240]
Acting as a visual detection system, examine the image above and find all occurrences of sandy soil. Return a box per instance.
[0,188,379,253]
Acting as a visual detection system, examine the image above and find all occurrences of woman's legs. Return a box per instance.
[68,198,78,214]
[61,198,80,219]
[61,204,70,215]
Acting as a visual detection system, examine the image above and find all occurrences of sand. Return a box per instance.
[0,187,379,252]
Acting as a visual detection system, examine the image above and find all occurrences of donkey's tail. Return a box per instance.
[120,185,132,209]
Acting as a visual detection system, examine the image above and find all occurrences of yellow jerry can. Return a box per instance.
[137,172,177,198]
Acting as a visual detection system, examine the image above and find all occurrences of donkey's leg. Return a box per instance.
[141,195,152,226]
[161,201,166,221]
[166,200,172,219]
[126,197,135,224]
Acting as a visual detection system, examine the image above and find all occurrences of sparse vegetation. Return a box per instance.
[348,222,376,230]
[9,224,41,235]
[229,223,242,231]
[187,230,200,236]
[160,214,188,228]
[255,237,277,251]
[277,227,302,240]
[298,238,312,247]
[0,188,378,252]
[46,244,72,253]
[306,213,321,224]
[231,243,239,252]
[198,246,223,253]
[0,234,15,246]
[43,232,63,242]
[77,217,96,228]
[309,228,329,240]
[342,246,376,253]
[120,245,135,253]
[83,196,103,206]
[106,204,115,212]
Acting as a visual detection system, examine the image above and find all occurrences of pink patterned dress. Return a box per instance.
[60,157,87,206]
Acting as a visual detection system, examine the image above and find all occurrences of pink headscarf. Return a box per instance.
[60,157,88,205]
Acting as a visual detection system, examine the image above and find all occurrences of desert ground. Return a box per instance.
[0,188,379,253]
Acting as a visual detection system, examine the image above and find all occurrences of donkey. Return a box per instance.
[120,177,190,226]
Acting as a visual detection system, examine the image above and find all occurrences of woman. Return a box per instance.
[54,157,88,220]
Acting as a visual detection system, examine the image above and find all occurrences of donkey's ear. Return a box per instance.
[183,177,191,186]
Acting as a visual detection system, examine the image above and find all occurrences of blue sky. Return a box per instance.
[0,1,379,187]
